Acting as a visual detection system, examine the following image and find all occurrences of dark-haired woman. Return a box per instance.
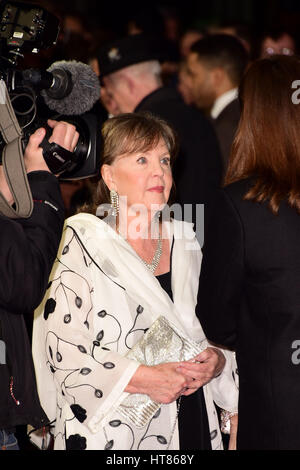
[197,54,300,450]
[32,112,238,450]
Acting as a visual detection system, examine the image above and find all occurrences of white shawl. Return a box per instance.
[32,214,238,450]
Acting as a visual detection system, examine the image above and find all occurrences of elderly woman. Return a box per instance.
[197,55,300,449]
[32,113,238,450]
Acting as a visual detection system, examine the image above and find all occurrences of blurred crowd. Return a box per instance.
[15,1,299,216]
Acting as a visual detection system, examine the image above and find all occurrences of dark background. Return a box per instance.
[4,0,300,67]
[43,0,300,36]
[32,0,300,63]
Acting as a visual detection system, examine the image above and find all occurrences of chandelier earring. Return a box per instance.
[110,189,119,217]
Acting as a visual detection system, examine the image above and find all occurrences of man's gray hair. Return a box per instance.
[129,60,162,79]
[111,60,162,85]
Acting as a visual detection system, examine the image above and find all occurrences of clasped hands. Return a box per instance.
[176,346,226,398]
[126,347,226,405]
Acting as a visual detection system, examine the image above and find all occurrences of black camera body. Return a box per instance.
[0,1,59,55]
[0,1,101,180]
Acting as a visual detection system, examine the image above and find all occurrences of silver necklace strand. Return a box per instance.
[166,396,182,450]
[142,228,162,273]
[117,215,162,274]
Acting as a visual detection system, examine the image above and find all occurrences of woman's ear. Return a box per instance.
[101,164,115,191]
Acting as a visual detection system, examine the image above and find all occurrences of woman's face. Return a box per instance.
[103,139,173,213]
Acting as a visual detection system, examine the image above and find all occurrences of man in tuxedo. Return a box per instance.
[97,33,223,235]
[186,34,249,170]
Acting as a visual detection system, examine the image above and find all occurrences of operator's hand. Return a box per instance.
[0,120,79,205]
[24,119,79,174]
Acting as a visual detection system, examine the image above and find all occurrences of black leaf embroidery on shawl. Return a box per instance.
[157,435,167,445]
[70,404,87,423]
[103,362,115,369]
[67,226,126,291]
[109,420,121,427]
[98,310,107,318]
[96,330,104,341]
[44,298,56,320]
[95,389,103,398]
[62,245,69,255]
[66,434,86,450]
[104,440,114,450]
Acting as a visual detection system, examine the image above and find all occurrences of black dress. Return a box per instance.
[156,271,211,450]
[197,179,300,449]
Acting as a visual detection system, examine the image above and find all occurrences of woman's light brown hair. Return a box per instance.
[224,54,300,214]
[80,112,178,215]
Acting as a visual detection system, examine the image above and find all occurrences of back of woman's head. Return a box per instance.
[225,54,300,213]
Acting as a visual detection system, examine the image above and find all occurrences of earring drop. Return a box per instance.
[110,189,119,217]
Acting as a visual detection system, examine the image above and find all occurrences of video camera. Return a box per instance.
[0,1,101,180]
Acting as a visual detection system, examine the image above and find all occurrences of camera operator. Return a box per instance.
[0,119,79,450]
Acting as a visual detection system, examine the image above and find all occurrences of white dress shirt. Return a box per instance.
[210,88,238,119]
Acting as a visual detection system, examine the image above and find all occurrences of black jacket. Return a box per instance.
[211,98,240,170]
[0,171,64,430]
[135,87,223,225]
[197,178,300,449]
